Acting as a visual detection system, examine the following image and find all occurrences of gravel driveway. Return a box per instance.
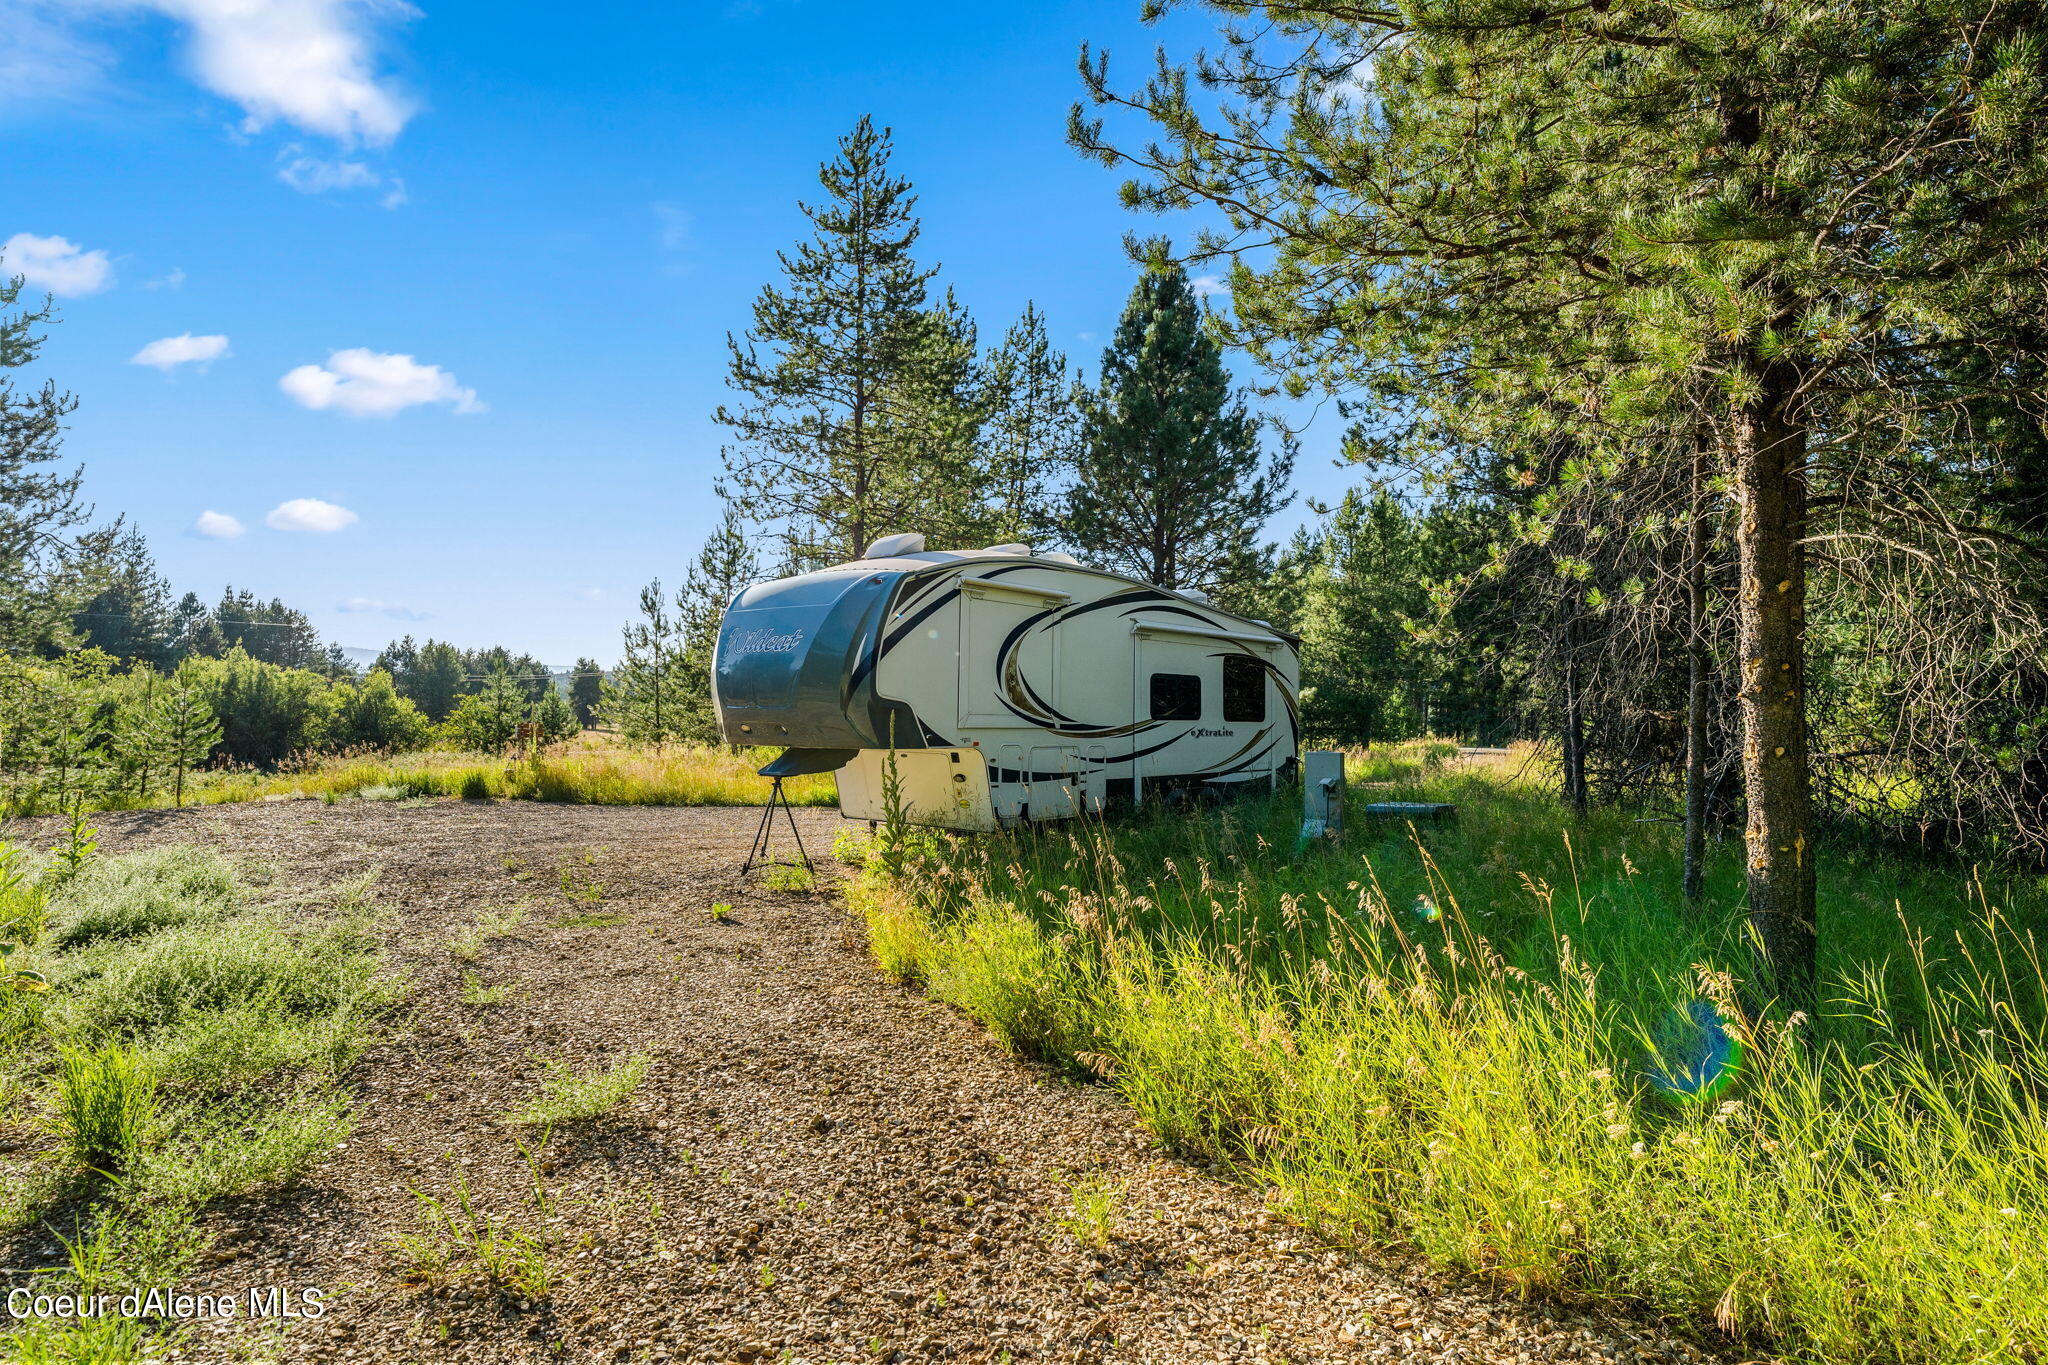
[41,798,1726,1365]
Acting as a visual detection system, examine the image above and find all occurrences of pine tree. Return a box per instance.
[168,592,221,660]
[534,687,579,744]
[212,588,325,670]
[979,303,1079,547]
[383,638,464,721]
[72,526,176,668]
[603,581,691,750]
[0,275,88,657]
[446,668,526,752]
[874,289,990,549]
[679,507,761,657]
[569,657,605,728]
[676,507,763,742]
[156,677,220,808]
[1076,0,2048,1002]
[1294,491,1433,744]
[716,116,960,565]
[1066,257,1291,595]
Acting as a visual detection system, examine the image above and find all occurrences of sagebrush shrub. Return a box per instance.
[49,847,243,949]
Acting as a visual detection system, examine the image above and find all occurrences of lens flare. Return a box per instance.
[1645,999,1744,1101]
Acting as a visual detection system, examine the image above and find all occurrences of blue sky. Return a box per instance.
[3,0,1352,663]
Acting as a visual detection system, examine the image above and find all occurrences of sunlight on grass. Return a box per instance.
[160,736,838,812]
[501,1052,650,1128]
[854,741,2048,1364]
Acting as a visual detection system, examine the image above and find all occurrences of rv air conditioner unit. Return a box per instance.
[862,532,926,559]
[713,535,1301,832]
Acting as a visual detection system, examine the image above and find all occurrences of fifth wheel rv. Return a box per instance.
[712,533,1301,832]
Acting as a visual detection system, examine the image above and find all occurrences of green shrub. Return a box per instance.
[131,1089,351,1206]
[502,1052,649,1128]
[52,1044,157,1173]
[57,915,388,1051]
[457,770,493,800]
[48,846,244,949]
[1056,1175,1125,1249]
[923,904,1100,1065]
[0,842,49,943]
[759,863,814,892]
[135,996,386,1088]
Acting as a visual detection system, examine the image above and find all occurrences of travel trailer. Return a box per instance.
[712,533,1301,832]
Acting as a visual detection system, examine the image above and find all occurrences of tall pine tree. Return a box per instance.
[1075,0,2048,1001]
[603,581,691,749]
[718,117,954,566]
[979,303,1080,547]
[1066,257,1290,597]
[676,506,762,741]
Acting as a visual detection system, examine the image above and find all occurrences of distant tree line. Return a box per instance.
[0,274,585,810]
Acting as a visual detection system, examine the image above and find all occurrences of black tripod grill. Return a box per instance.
[738,747,856,878]
[741,775,811,875]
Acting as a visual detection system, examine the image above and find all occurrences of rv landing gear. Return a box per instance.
[741,776,813,879]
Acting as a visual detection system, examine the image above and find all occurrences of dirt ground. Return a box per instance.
[39,798,1725,1365]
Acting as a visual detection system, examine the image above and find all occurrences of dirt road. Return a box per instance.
[57,798,1717,1365]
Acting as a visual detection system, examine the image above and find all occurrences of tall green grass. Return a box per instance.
[51,1044,156,1174]
[854,745,2048,1364]
[1,840,400,1362]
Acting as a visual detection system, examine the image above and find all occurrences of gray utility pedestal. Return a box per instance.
[1301,750,1345,843]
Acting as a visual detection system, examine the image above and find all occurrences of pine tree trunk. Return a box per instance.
[1730,360,1817,1004]
[1561,613,1589,816]
[1682,434,1711,904]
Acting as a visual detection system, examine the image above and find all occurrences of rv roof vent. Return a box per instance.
[1039,552,1083,566]
[863,532,926,559]
[1179,588,1212,604]
[980,542,1031,556]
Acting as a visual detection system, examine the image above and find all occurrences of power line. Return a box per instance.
[62,607,614,674]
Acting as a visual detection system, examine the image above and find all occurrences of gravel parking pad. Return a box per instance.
[26,798,1731,1365]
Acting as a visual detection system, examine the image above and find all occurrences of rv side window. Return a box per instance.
[1222,655,1266,722]
[1149,673,1202,721]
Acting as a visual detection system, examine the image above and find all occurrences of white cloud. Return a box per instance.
[276,149,378,193]
[652,202,692,276]
[654,202,691,251]
[142,266,187,291]
[145,0,419,147]
[339,595,426,620]
[0,2,114,106]
[1,2,416,146]
[576,585,604,602]
[132,332,230,371]
[0,232,114,296]
[266,497,358,532]
[193,508,245,538]
[276,146,406,206]
[1190,274,1227,297]
[279,348,482,418]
